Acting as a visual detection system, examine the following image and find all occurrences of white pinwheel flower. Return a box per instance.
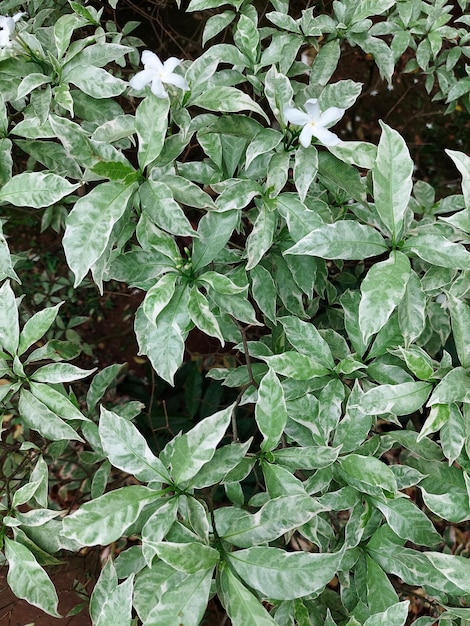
[129,50,189,99]
[0,12,25,48]
[284,98,345,147]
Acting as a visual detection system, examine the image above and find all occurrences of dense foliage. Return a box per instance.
[1,0,470,623]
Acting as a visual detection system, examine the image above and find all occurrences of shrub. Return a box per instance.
[1,0,470,624]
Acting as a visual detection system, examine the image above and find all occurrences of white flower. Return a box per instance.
[129,50,188,99]
[0,12,25,48]
[284,98,345,147]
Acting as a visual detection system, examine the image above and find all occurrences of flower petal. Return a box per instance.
[311,126,341,147]
[0,16,15,35]
[299,124,314,148]
[13,12,26,23]
[318,106,345,128]
[304,99,321,121]
[284,107,310,126]
[163,57,182,74]
[129,69,155,91]
[142,50,163,72]
[162,73,189,91]
[150,77,168,98]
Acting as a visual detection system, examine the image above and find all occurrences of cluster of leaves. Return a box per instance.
[1,0,470,624]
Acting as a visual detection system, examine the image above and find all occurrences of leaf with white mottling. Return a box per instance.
[218,565,278,626]
[358,382,432,416]
[227,546,343,600]
[169,403,234,485]
[61,485,157,546]
[372,122,413,239]
[0,172,79,208]
[99,407,171,482]
[359,251,410,343]
[0,280,19,356]
[19,389,84,442]
[135,95,169,170]
[285,221,387,260]
[215,494,323,548]
[63,181,137,287]
[5,538,60,617]
[143,567,213,626]
[255,369,287,452]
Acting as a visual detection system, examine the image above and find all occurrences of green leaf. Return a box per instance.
[372,122,413,239]
[61,485,156,546]
[279,315,334,369]
[250,264,277,324]
[0,219,17,282]
[0,280,19,356]
[246,204,277,270]
[255,368,287,452]
[285,221,387,260]
[19,389,84,442]
[272,445,341,470]
[358,382,432,416]
[198,271,246,295]
[0,172,79,208]
[135,95,170,170]
[30,363,96,383]
[63,181,137,287]
[143,567,213,626]
[169,403,234,485]
[227,546,343,600]
[66,66,127,99]
[99,407,171,483]
[427,367,470,405]
[447,292,470,368]
[29,382,88,422]
[245,128,283,168]
[359,251,410,343]
[143,273,178,323]
[142,498,179,566]
[334,382,371,453]
[216,179,263,212]
[190,441,252,489]
[418,403,450,441]
[139,180,196,237]
[275,193,324,241]
[318,151,367,205]
[263,65,293,123]
[190,87,268,121]
[18,303,63,356]
[371,497,441,546]
[188,286,224,344]
[192,210,239,271]
[397,270,426,345]
[338,454,397,495]
[4,537,60,617]
[363,601,409,626]
[90,559,134,626]
[365,555,399,614]
[402,234,470,269]
[425,552,470,593]
[441,403,465,464]
[86,363,127,414]
[135,295,190,385]
[234,14,259,63]
[446,149,470,208]
[153,542,219,573]
[218,565,278,626]
[293,145,318,202]
[262,352,330,379]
